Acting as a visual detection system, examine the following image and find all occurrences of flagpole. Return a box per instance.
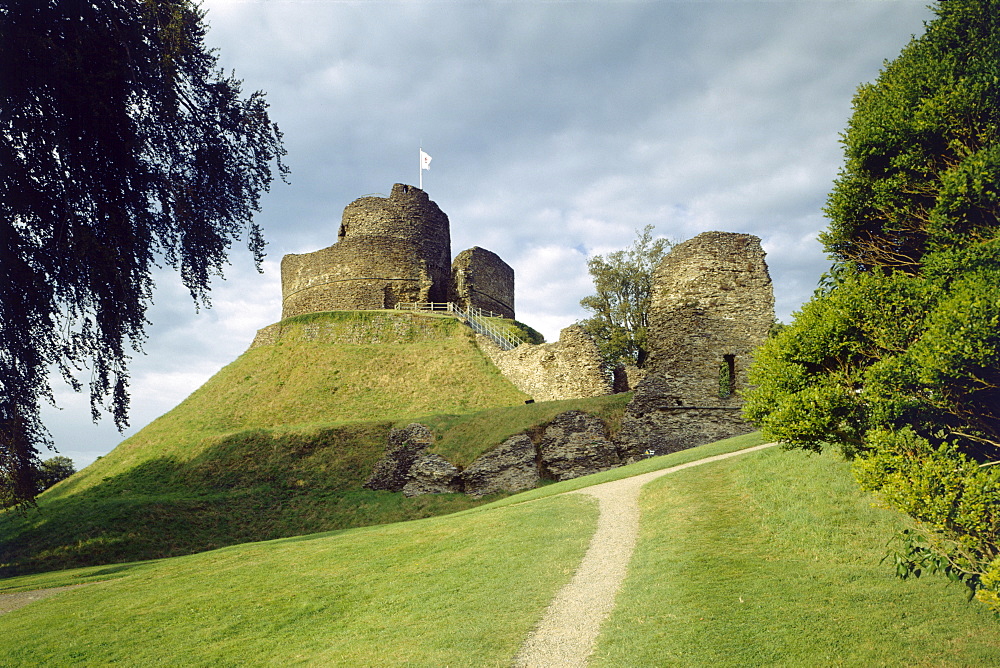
[419,146,423,189]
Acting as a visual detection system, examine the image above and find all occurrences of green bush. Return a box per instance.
[745,0,1000,609]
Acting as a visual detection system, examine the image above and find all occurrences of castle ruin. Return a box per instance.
[452,247,515,319]
[280,184,514,319]
[272,185,775,456]
[617,231,774,456]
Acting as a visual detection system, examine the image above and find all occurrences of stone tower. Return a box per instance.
[451,247,515,318]
[646,231,774,406]
[280,184,452,319]
[617,231,774,457]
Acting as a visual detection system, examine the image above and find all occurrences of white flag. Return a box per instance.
[420,149,432,170]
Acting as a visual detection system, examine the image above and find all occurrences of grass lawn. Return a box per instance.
[0,493,596,666]
[5,437,998,665]
[2,310,630,576]
[53,311,529,496]
[591,446,1000,666]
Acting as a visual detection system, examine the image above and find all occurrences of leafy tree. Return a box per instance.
[36,456,76,493]
[1,456,76,509]
[0,0,287,507]
[745,0,1000,608]
[579,225,674,368]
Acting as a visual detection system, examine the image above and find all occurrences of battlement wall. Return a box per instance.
[452,247,515,318]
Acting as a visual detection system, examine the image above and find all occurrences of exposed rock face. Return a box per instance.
[366,411,630,497]
[618,231,774,458]
[363,423,434,492]
[402,454,461,497]
[539,411,621,481]
[452,247,515,319]
[478,325,612,402]
[461,434,539,497]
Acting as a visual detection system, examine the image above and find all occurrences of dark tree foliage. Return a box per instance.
[821,0,1000,270]
[579,225,673,369]
[0,0,287,506]
[745,0,1000,609]
[36,455,76,492]
[1,455,76,509]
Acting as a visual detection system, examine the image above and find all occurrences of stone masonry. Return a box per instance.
[451,247,515,318]
[618,231,774,459]
[280,184,515,321]
[281,184,452,318]
[477,325,613,402]
[646,231,774,405]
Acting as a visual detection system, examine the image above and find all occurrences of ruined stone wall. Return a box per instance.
[646,231,774,407]
[280,184,451,319]
[617,231,774,458]
[452,247,515,319]
[281,237,426,317]
[338,183,452,294]
[477,325,612,401]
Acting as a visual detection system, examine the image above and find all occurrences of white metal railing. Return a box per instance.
[393,302,521,350]
[394,302,458,313]
[460,306,521,351]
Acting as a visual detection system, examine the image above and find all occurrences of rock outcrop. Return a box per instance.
[461,434,539,497]
[539,411,621,481]
[365,411,627,497]
[363,423,434,492]
[402,454,461,497]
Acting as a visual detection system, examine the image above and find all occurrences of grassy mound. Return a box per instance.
[0,310,631,576]
[56,310,531,493]
[3,436,998,665]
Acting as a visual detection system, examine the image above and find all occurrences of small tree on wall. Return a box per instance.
[579,225,675,369]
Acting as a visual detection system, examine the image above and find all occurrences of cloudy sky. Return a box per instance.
[43,0,935,469]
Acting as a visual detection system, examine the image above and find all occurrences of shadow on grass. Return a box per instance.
[0,421,497,578]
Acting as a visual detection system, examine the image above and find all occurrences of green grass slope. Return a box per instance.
[592,445,1000,666]
[0,311,630,576]
[3,436,998,665]
[58,310,530,491]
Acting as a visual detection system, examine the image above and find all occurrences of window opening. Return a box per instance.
[719,354,736,398]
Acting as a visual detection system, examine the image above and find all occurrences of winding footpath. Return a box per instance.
[512,442,777,667]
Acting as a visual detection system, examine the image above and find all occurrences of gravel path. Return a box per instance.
[0,585,87,616]
[512,443,777,667]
